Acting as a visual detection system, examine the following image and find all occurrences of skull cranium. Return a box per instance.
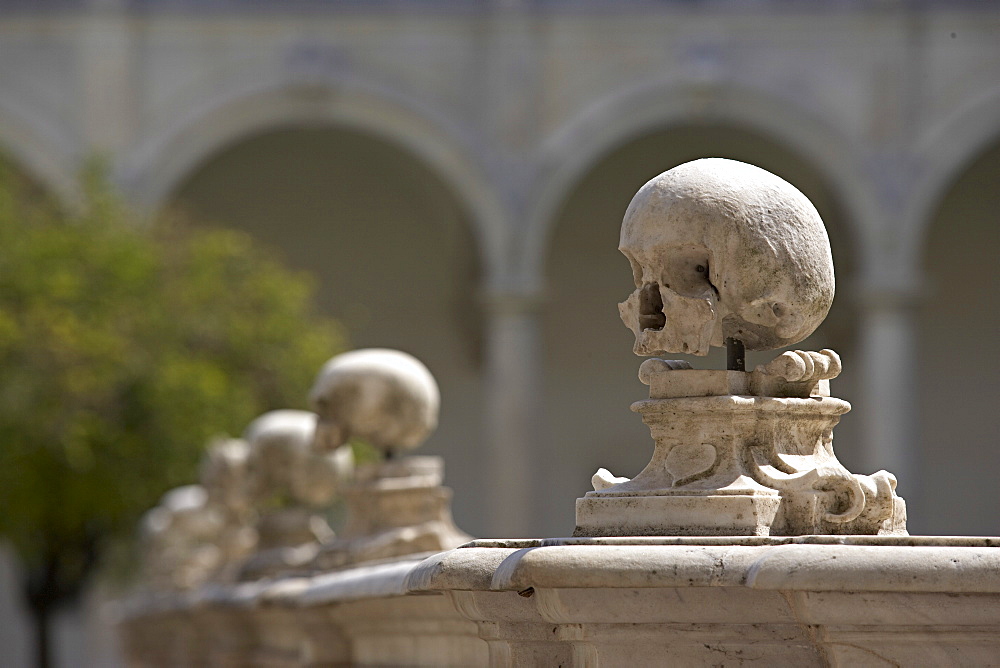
[244,409,352,508]
[199,437,251,517]
[618,158,834,356]
[308,348,439,456]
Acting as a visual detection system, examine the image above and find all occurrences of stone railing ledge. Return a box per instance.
[406,546,520,593]
[194,579,275,610]
[745,542,1000,593]
[297,553,433,606]
[254,576,315,605]
[487,544,769,591]
[410,537,1000,596]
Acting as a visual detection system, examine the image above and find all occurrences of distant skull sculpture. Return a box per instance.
[198,437,256,578]
[245,409,352,510]
[140,438,255,590]
[306,349,470,569]
[200,437,253,521]
[140,485,223,590]
[242,409,353,568]
[309,348,440,456]
[618,158,835,356]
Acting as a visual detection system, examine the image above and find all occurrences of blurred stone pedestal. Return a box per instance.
[311,456,470,571]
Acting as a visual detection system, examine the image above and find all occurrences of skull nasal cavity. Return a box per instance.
[639,283,666,331]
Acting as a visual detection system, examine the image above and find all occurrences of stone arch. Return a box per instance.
[911,135,1000,535]
[902,85,1000,274]
[153,123,494,537]
[0,100,77,206]
[522,83,880,289]
[120,76,509,284]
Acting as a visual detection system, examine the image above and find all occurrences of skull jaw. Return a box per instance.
[618,285,718,357]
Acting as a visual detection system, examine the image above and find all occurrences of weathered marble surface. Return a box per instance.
[618,159,834,356]
[121,538,1000,666]
[578,357,906,538]
[409,540,1000,667]
[589,159,906,539]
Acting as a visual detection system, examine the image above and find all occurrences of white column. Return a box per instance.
[481,291,544,537]
[855,286,920,497]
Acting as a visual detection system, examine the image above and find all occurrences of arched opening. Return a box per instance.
[539,125,858,534]
[166,126,488,534]
[916,138,1000,535]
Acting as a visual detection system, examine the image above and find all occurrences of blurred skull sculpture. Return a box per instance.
[618,158,835,357]
[139,438,254,590]
[240,409,353,577]
[307,349,469,569]
[309,348,440,457]
[198,437,257,580]
[140,485,220,591]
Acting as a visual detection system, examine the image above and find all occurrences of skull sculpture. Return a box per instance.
[618,158,834,356]
[307,349,467,570]
[309,348,440,456]
[244,409,352,509]
[199,437,252,519]
[198,438,257,576]
[139,485,223,590]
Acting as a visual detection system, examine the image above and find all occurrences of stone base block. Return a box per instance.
[573,493,781,537]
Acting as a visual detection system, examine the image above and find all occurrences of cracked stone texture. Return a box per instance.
[121,541,1000,666]
[618,158,835,356]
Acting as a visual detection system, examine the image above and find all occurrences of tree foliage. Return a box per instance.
[0,161,346,602]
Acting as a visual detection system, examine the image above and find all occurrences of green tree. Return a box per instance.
[0,162,345,667]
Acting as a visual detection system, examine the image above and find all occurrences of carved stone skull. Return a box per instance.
[197,438,257,578]
[618,158,835,356]
[139,485,224,590]
[309,348,439,456]
[199,437,251,518]
[244,409,352,508]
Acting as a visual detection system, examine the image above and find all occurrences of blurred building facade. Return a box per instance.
[3,0,999,537]
[1,4,999,661]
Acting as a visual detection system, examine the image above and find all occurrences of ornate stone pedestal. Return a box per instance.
[576,357,906,537]
[239,507,334,579]
[311,456,470,570]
